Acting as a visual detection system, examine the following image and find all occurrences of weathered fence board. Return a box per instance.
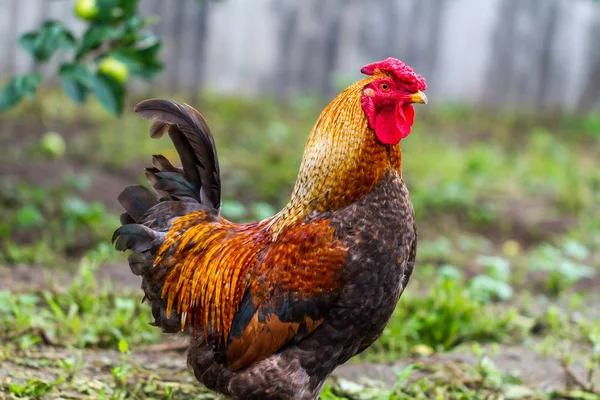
[0,0,598,112]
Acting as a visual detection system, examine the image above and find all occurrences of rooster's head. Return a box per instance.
[360,58,427,145]
[275,58,427,226]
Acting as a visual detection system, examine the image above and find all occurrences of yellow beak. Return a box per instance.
[409,91,428,104]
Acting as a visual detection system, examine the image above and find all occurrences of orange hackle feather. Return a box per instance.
[155,214,347,345]
[273,76,402,231]
[156,214,270,341]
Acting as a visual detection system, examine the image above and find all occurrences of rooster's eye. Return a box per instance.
[380,83,389,91]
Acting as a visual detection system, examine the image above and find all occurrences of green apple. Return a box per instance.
[98,57,130,84]
[74,0,99,21]
[40,132,66,158]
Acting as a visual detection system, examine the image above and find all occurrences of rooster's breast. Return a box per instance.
[287,169,417,391]
[331,169,416,355]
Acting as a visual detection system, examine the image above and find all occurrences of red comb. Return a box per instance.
[361,58,426,92]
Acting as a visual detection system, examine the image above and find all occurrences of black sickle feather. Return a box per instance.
[144,168,169,200]
[112,224,164,253]
[139,201,210,230]
[134,99,221,210]
[151,154,182,173]
[152,172,198,200]
[120,212,135,225]
[128,253,151,276]
[117,185,158,223]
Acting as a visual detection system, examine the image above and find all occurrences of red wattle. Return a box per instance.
[374,103,415,145]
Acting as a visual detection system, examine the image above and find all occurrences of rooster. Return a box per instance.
[113,57,427,400]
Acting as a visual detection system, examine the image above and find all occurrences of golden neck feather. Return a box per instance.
[272,78,403,230]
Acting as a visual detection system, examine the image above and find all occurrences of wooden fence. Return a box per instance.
[1,0,599,112]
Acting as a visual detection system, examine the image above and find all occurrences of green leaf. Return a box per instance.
[111,47,162,78]
[59,64,94,104]
[562,239,589,260]
[18,32,38,55]
[62,77,88,104]
[71,315,81,336]
[250,202,275,220]
[125,15,143,31]
[135,34,161,59]
[20,74,42,99]
[63,197,91,219]
[98,0,121,11]
[14,205,44,228]
[503,384,533,399]
[117,0,140,20]
[0,78,23,110]
[469,275,514,303]
[18,21,76,62]
[43,291,67,322]
[438,264,463,281]
[394,364,415,386]
[476,255,511,282]
[118,338,129,353]
[221,200,247,221]
[92,72,125,116]
[95,0,138,22]
[77,25,123,60]
[0,73,42,111]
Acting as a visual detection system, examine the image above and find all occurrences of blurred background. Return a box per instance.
[1,0,600,399]
[3,0,600,110]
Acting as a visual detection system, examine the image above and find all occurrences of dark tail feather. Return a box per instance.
[112,224,164,253]
[151,154,182,173]
[128,253,151,276]
[120,212,135,225]
[118,185,158,223]
[134,99,221,210]
[139,201,213,231]
[113,99,223,335]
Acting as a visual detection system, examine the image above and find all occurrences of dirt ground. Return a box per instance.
[0,331,587,396]
[1,262,591,397]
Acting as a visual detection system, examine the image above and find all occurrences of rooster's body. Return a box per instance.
[113,58,427,399]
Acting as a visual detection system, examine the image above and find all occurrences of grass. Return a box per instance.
[322,357,534,400]
[365,276,525,360]
[0,253,522,359]
[1,254,161,350]
[1,89,600,398]
[0,178,119,265]
[1,256,599,399]
[325,347,600,399]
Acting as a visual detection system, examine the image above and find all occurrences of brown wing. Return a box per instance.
[154,212,347,370]
[155,215,269,340]
[121,99,349,372]
[224,218,348,370]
